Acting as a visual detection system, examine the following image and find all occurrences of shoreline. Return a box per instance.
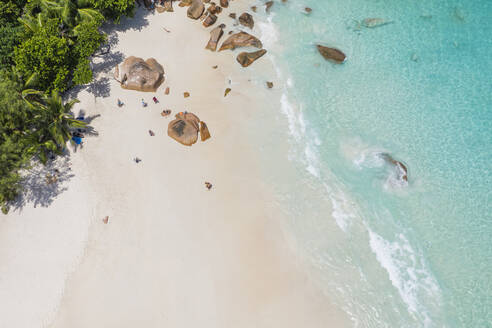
[2,3,350,327]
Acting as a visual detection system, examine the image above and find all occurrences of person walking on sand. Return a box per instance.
[141,99,147,107]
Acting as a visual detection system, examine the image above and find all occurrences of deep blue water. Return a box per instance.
[250,0,491,326]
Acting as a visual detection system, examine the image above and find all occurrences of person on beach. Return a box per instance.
[141,99,147,107]
[161,110,171,117]
[205,182,213,190]
[152,96,158,104]
[134,157,142,163]
[117,99,123,107]
[149,130,155,136]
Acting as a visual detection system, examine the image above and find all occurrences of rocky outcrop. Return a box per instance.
[206,24,225,51]
[163,0,174,12]
[168,112,210,146]
[156,0,173,12]
[180,0,193,6]
[239,13,254,29]
[115,56,165,92]
[219,0,228,8]
[203,13,217,27]
[200,121,211,141]
[236,49,267,67]
[317,45,346,64]
[219,32,262,51]
[187,0,204,19]
[265,1,273,12]
[207,3,222,15]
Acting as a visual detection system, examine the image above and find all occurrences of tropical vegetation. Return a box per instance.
[0,0,135,213]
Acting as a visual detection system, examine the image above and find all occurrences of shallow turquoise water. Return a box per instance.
[251,0,491,327]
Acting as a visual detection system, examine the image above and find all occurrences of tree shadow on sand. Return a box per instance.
[10,113,100,212]
[66,7,153,99]
[71,110,100,153]
[11,156,75,212]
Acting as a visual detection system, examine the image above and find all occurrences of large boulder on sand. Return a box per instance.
[115,56,164,92]
[219,32,263,51]
[206,24,225,51]
[236,49,267,67]
[168,112,210,146]
[317,45,346,64]
[187,0,205,19]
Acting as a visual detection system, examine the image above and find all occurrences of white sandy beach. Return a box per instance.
[1,3,349,327]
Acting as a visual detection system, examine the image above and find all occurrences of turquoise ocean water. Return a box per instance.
[247,0,491,327]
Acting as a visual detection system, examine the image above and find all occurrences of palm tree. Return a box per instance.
[27,91,86,163]
[20,0,103,38]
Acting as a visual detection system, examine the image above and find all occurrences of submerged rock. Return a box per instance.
[380,153,408,182]
[236,49,267,67]
[206,24,225,51]
[220,0,228,8]
[239,13,254,29]
[187,0,205,19]
[317,45,346,64]
[115,56,165,92]
[265,1,274,12]
[219,32,263,51]
[362,18,393,28]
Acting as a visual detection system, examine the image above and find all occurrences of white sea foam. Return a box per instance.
[329,192,353,232]
[257,14,278,50]
[367,228,441,327]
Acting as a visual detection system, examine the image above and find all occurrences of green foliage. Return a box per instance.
[71,20,106,84]
[72,58,93,85]
[88,0,134,22]
[73,20,106,58]
[0,72,35,212]
[0,0,27,25]
[0,24,23,71]
[14,25,71,92]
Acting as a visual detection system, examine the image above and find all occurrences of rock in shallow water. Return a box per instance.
[316,45,346,64]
